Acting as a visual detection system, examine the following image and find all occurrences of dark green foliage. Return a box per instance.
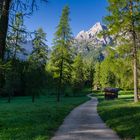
[27,28,48,102]
[29,28,48,67]
[0,60,11,94]
[72,54,84,95]
[4,67,21,103]
[4,60,27,102]
[25,69,47,102]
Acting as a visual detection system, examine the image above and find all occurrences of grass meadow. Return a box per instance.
[0,95,89,140]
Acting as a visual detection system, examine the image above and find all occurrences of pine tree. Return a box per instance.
[3,13,27,103]
[104,0,140,102]
[28,28,48,102]
[49,6,72,102]
[29,28,48,68]
[7,13,26,60]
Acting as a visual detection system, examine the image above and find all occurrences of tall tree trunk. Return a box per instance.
[133,43,138,102]
[129,0,138,102]
[0,0,11,60]
[0,1,4,14]
[57,58,63,102]
[0,0,11,90]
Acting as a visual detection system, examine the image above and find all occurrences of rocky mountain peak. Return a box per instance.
[76,22,106,41]
[75,22,112,59]
[88,22,103,34]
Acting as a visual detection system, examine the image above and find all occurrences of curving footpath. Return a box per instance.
[51,94,120,140]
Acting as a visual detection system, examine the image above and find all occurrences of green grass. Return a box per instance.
[93,91,140,140]
[0,95,89,140]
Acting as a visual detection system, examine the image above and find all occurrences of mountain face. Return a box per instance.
[13,41,51,60]
[15,40,33,60]
[75,22,112,60]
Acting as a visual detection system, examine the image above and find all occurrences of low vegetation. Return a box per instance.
[0,95,89,140]
[93,91,140,139]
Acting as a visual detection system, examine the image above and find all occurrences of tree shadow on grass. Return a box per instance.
[98,99,140,139]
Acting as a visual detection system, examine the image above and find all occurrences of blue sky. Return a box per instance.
[25,0,108,46]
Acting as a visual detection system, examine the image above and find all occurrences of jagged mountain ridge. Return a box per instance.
[75,22,112,59]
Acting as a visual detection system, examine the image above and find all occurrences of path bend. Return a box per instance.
[51,94,120,140]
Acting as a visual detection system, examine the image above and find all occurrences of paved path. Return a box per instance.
[51,95,120,140]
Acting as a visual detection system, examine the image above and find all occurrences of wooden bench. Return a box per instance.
[104,88,120,100]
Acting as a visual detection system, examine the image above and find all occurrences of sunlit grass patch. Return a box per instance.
[93,91,140,139]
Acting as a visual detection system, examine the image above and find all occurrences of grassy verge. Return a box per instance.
[93,91,140,140]
[0,95,89,140]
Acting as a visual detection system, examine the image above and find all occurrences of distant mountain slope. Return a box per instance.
[12,40,50,60]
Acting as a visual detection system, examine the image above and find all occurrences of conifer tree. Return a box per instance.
[29,28,48,68]
[7,13,26,60]
[28,28,48,102]
[3,13,27,103]
[49,6,72,102]
[104,0,140,102]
